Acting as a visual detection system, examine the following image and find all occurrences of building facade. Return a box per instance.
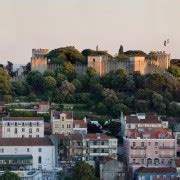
[124,127,176,173]
[51,111,73,135]
[2,117,44,138]
[57,133,118,165]
[73,119,87,134]
[0,138,55,171]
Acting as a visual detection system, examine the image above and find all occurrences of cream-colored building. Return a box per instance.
[2,117,44,138]
[51,111,73,135]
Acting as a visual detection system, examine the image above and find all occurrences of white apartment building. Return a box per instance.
[0,138,55,171]
[51,111,73,134]
[2,117,44,138]
[84,133,118,162]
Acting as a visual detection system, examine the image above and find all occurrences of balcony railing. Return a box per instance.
[131,146,146,150]
[131,154,146,158]
[159,146,175,149]
[159,155,175,158]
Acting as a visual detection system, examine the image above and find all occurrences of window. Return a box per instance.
[27,148,30,152]
[55,124,59,128]
[148,142,151,146]
[38,148,42,152]
[133,159,136,164]
[30,122,32,127]
[22,135,24,138]
[22,122,24,126]
[7,128,10,132]
[29,135,32,138]
[155,151,158,154]
[62,117,64,121]
[93,149,97,153]
[141,159,144,164]
[36,135,39,138]
[38,156,42,164]
[14,128,17,134]
[141,142,144,147]
[37,122,39,126]
[15,122,17,126]
[7,122,10,126]
[29,128,32,134]
[22,128,25,132]
[133,142,136,147]
[155,142,158,146]
[62,124,64,128]
[93,58,95,62]
[101,141,104,145]
[93,141,97,145]
[0,148,4,153]
[36,128,39,132]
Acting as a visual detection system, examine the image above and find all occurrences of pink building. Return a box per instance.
[124,127,176,172]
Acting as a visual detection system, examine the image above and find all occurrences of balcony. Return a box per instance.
[159,146,175,149]
[131,154,146,158]
[131,146,146,150]
[159,155,175,158]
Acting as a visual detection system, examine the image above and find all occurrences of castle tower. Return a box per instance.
[129,56,146,75]
[87,55,109,76]
[31,49,49,73]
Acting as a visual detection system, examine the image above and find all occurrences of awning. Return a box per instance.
[0,155,33,160]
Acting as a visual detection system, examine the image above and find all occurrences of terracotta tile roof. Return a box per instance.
[69,134,83,140]
[0,138,53,146]
[127,127,174,139]
[73,120,87,128]
[3,117,44,121]
[52,111,73,119]
[39,101,49,105]
[56,134,66,140]
[135,167,177,174]
[126,115,161,124]
[85,133,111,140]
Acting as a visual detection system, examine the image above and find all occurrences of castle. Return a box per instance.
[31,48,171,76]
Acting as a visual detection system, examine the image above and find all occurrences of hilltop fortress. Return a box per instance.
[31,48,171,76]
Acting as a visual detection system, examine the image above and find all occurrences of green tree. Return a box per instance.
[0,171,20,180]
[43,76,57,91]
[60,80,76,98]
[152,92,166,114]
[43,70,55,77]
[26,71,44,94]
[0,67,11,95]
[73,161,96,180]
[12,81,30,96]
[48,46,85,64]
[6,61,15,77]
[168,65,180,78]
[96,102,107,115]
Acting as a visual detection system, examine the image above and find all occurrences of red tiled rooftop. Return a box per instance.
[0,138,53,146]
[126,115,161,124]
[53,111,73,119]
[127,127,174,139]
[73,120,87,128]
[39,101,49,105]
[85,133,111,140]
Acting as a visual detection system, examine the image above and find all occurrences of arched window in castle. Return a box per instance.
[93,59,95,63]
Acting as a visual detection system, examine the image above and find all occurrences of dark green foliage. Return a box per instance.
[0,171,20,180]
[26,71,44,94]
[73,161,97,180]
[47,46,86,64]
[124,50,146,57]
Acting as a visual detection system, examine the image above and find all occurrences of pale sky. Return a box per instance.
[0,0,180,64]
